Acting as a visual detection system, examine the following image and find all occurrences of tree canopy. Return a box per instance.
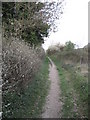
[2,1,65,47]
[64,41,75,51]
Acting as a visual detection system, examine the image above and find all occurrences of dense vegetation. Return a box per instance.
[2,2,49,46]
[2,1,65,118]
[3,57,50,118]
[47,41,88,64]
[2,2,64,46]
[47,42,88,118]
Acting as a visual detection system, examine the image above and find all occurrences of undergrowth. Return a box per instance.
[3,57,50,118]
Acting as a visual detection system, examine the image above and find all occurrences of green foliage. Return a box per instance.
[46,41,76,56]
[2,2,15,22]
[2,2,50,46]
[2,1,65,46]
[21,23,50,46]
[64,41,75,51]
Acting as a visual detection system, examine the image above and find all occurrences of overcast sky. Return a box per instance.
[42,0,88,50]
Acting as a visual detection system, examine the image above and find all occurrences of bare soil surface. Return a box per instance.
[41,57,62,118]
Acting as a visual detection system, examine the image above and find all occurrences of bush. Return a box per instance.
[2,57,49,118]
[2,37,45,94]
[64,41,75,51]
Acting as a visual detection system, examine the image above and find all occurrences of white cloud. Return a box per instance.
[42,0,88,50]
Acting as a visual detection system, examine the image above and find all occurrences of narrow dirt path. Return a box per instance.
[41,57,62,118]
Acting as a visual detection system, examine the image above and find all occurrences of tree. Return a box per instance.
[64,41,75,51]
[2,1,65,46]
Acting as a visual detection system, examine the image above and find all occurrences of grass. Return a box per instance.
[56,62,74,118]
[3,57,50,118]
[50,55,88,118]
[68,68,88,117]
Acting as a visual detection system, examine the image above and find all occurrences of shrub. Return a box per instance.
[2,37,45,94]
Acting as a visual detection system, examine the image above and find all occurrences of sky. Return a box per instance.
[42,0,88,50]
